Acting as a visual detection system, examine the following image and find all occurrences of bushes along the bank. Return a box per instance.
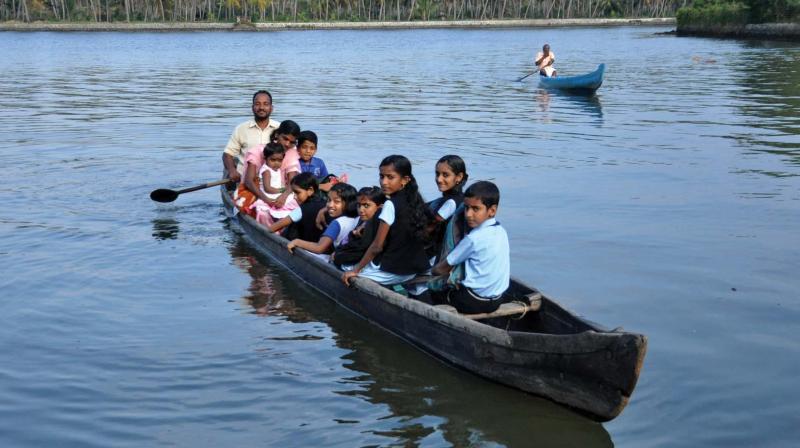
[677,0,800,27]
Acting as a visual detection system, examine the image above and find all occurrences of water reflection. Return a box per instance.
[151,217,180,240]
[227,239,313,319]
[534,88,603,123]
[563,92,604,120]
[226,235,613,447]
[735,43,800,175]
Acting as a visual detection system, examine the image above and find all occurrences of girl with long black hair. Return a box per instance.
[341,155,430,286]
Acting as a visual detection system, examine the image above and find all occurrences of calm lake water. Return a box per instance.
[1,26,799,447]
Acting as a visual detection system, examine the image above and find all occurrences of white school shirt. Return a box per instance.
[436,199,457,220]
[378,199,395,225]
[446,217,510,298]
[322,216,359,248]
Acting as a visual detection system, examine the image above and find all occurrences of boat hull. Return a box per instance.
[222,189,646,421]
[540,63,605,94]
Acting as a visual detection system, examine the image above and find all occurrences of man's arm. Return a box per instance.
[222,153,241,183]
[222,125,244,183]
[535,52,545,66]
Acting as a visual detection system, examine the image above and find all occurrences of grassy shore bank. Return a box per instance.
[0,17,675,32]
[675,0,799,40]
[677,21,800,39]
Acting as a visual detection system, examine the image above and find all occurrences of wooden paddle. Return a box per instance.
[516,71,536,82]
[150,179,232,203]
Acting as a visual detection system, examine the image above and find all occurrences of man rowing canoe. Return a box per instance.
[535,44,557,78]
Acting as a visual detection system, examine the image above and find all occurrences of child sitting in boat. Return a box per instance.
[268,173,327,243]
[341,155,431,287]
[297,130,348,192]
[432,181,510,314]
[250,143,297,226]
[286,183,359,261]
[426,155,468,262]
[273,119,302,185]
[332,186,385,268]
[233,120,301,218]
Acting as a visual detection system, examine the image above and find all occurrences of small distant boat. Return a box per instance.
[540,63,605,94]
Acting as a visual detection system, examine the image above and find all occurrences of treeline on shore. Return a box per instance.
[3,0,684,23]
[677,0,799,27]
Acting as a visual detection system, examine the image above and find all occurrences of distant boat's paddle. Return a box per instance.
[516,71,536,82]
[150,179,232,203]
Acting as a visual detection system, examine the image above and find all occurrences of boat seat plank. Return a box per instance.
[434,304,458,313]
[434,292,542,320]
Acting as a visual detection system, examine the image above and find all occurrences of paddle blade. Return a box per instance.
[150,188,179,203]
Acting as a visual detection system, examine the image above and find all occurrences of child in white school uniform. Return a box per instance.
[286,183,359,262]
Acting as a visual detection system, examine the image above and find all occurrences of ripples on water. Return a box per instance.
[0,28,799,447]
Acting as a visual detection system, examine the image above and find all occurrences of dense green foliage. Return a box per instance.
[676,0,748,26]
[2,0,684,23]
[677,0,800,26]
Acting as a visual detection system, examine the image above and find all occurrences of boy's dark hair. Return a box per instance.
[271,120,301,140]
[297,130,318,149]
[464,181,500,208]
[252,90,273,103]
[290,172,319,193]
[357,186,386,206]
[330,183,358,218]
[262,141,285,159]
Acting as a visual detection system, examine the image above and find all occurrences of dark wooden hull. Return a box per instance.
[222,189,646,421]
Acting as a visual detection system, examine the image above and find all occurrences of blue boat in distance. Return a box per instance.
[540,63,605,94]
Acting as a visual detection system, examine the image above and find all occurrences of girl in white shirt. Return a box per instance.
[427,155,469,262]
[286,183,359,261]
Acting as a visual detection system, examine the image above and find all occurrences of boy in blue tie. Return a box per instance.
[432,181,510,314]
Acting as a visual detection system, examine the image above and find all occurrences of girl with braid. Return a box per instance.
[341,155,430,287]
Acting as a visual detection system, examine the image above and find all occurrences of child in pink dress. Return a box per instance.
[251,143,298,226]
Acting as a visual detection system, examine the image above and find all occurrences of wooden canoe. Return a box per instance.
[540,63,605,94]
[221,189,646,422]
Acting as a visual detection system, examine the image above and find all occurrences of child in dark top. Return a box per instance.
[333,186,385,268]
[268,172,326,243]
[432,181,511,314]
[341,155,430,286]
[426,155,468,260]
[286,183,359,261]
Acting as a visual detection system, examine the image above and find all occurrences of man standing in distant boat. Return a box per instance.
[535,44,557,78]
[222,90,279,184]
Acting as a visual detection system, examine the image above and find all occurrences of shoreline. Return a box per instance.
[677,22,800,41]
[0,17,675,32]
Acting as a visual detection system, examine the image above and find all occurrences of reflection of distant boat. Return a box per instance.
[222,189,647,422]
[562,92,604,118]
[540,64,605,94]
[535,89,603,120]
